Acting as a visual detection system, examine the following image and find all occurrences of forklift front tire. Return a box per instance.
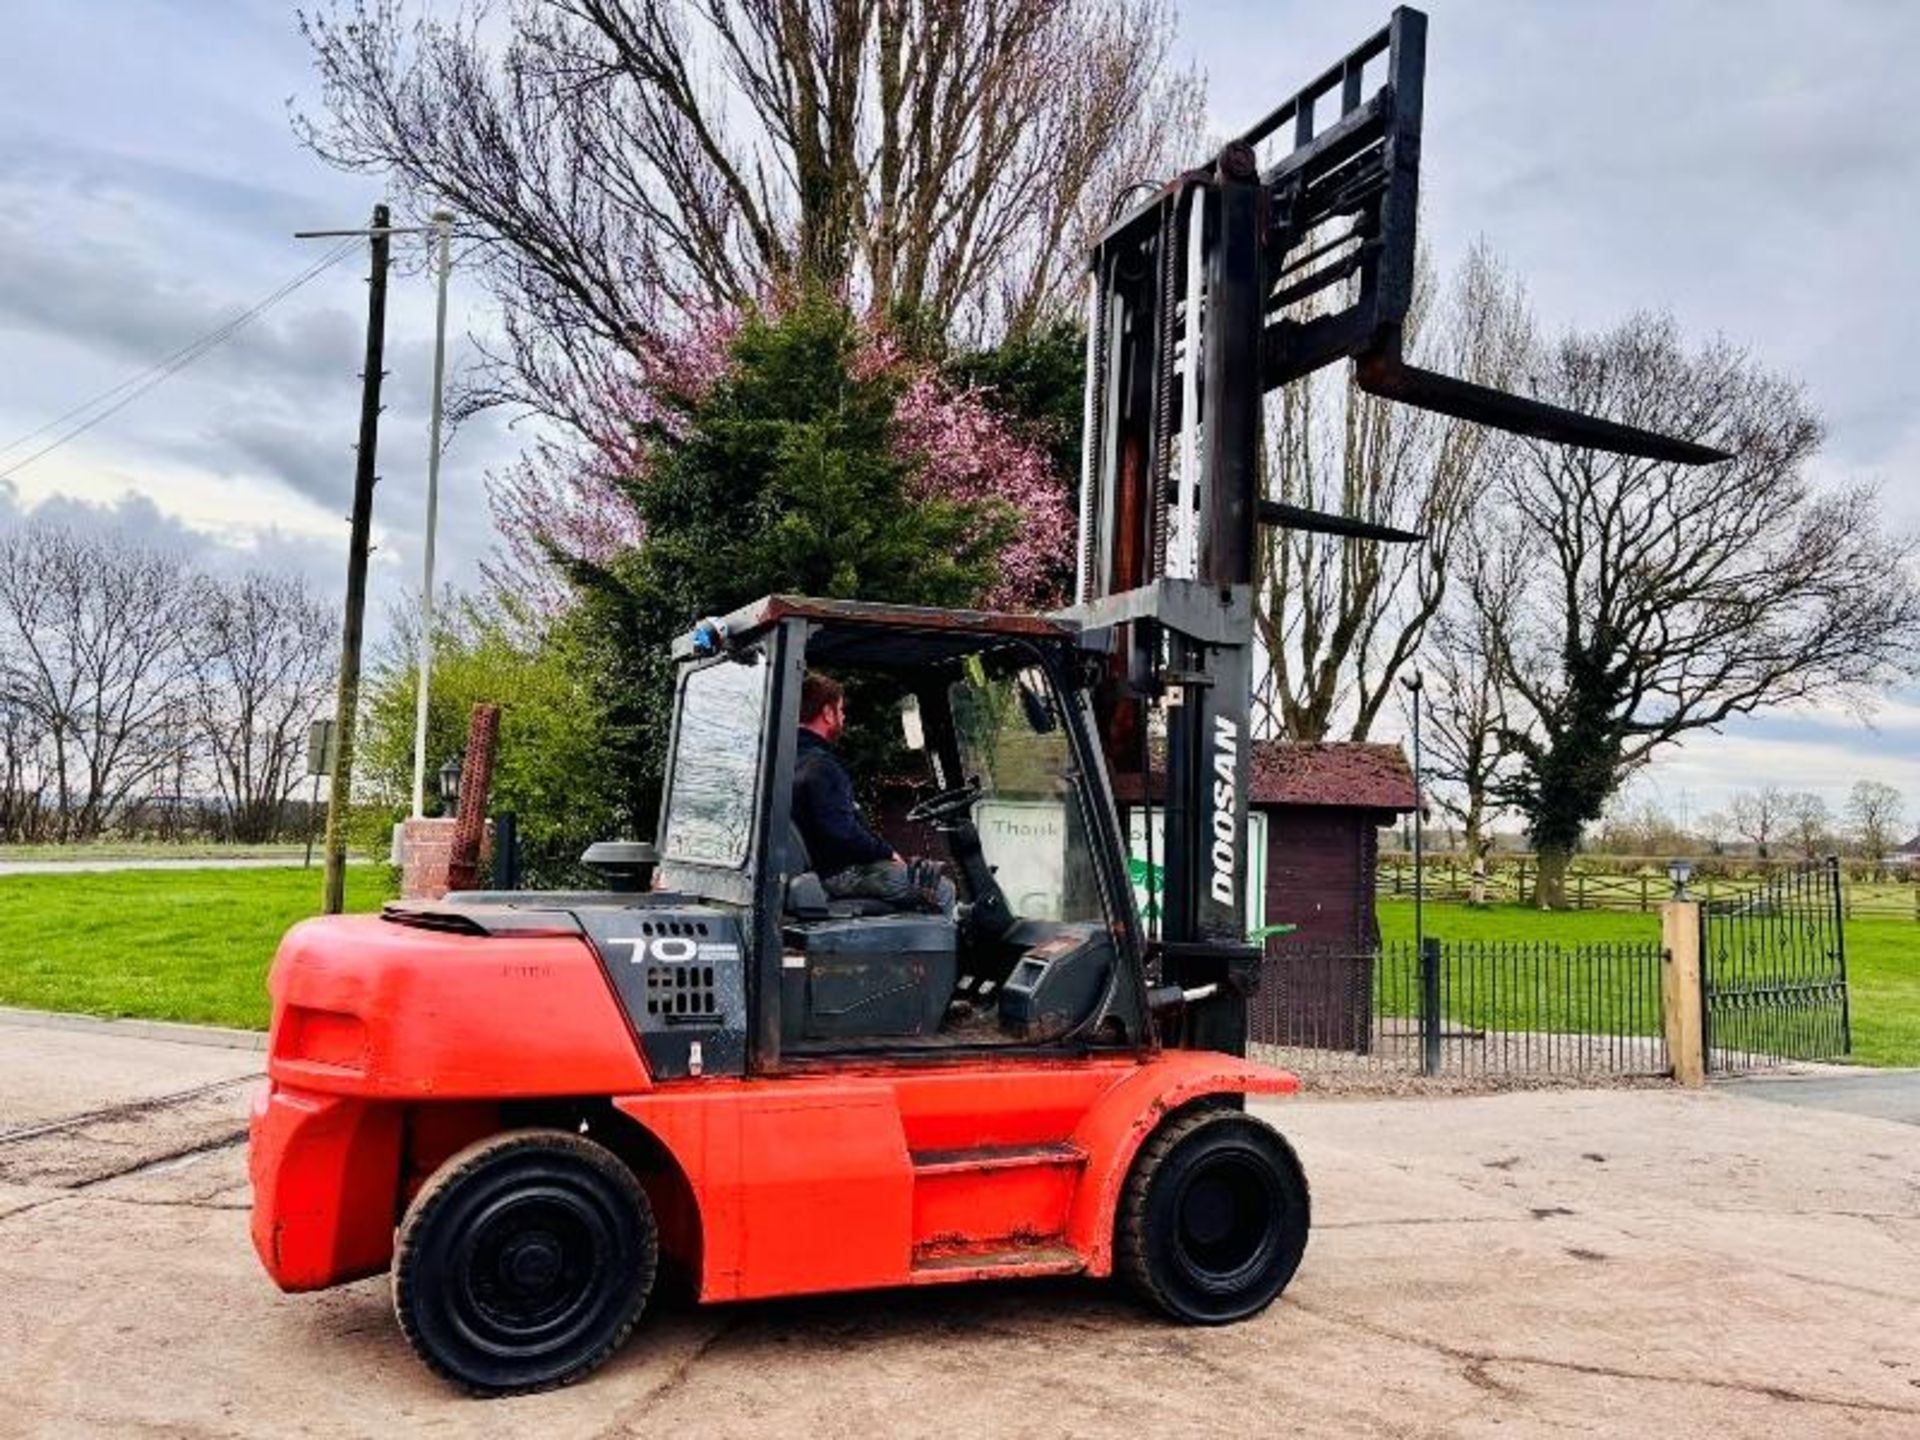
[393,1128,658,1395]
[1116,1107,1309,1325]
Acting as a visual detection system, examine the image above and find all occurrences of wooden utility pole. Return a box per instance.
[321,204,391,913]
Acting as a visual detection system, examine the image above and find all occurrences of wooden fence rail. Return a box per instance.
[1379,856,1919,920]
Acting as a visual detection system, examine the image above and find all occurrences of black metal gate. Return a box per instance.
[1700,857,1850,1070]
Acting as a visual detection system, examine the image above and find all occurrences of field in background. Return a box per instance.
[0,841,313,864]
[1379,899,1920,1068]
[0,866,391,1028]
[1379,856,1920,920]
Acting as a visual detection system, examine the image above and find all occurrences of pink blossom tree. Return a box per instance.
[892,370,1074,610]
[485,304,1073,615]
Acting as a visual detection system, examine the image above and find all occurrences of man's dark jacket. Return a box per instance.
[792,730,892,877]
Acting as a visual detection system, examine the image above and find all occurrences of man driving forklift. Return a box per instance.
[792,674,956,916]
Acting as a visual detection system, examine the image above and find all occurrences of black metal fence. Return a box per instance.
[1248,938,1670,1080]
[1700,858,1850,1070]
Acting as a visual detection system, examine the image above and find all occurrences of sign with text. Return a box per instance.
[975,799,1266,932]
[306,718,338,778]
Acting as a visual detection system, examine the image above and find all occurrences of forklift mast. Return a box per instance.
[1061,6,1723,1048]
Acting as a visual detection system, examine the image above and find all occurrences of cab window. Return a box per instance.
[662,657,767,868]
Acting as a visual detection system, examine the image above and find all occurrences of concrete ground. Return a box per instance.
[1,1016,1917,1438]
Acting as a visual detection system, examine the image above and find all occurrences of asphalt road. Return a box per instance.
[2,1016,1917,1438]
[1723,1069,1920,1126]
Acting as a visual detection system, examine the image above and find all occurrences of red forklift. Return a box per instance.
[249,8,1721,1393]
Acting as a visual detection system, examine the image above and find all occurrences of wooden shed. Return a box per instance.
[1249,741,1418,949]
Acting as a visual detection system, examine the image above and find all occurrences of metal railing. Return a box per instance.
[1248,938,1670,1080]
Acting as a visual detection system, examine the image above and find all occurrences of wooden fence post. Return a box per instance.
[1661,899,1705,1087]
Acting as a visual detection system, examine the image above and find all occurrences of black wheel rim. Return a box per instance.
[1170,1149,1282,1294]
[449,1182,620,1359]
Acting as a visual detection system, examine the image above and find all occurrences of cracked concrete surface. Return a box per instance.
[1,1017,1916,1437]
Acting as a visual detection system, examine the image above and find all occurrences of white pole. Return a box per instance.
[411,209,454,817]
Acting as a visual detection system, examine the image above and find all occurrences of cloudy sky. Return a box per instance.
[1,0,1916,826]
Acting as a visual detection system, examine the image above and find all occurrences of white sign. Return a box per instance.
[975,799,1266,932]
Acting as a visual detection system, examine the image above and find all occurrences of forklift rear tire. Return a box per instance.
[1116,1107,1309,1324]
[393,1128,658,1395]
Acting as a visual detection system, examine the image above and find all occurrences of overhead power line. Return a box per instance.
[0,237,362,482]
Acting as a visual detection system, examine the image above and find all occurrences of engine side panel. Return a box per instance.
[618,1080,914,1301]
[574,906,749,1080]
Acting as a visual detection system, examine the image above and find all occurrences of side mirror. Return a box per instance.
[1017,674,1056,734]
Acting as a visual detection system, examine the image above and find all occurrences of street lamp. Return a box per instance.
[439,753,464,818]
[411,208,457,818]
[1667,857,1693,900]
[1400,669,1426,959]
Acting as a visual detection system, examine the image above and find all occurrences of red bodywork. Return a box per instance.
[250,915,1298,1301]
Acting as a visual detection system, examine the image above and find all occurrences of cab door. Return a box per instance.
[652,620,804,1072]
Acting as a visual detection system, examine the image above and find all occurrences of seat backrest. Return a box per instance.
[784,821,831,916]
[785,820,813,876]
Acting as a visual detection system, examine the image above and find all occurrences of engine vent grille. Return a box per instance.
[645,963,720,1022]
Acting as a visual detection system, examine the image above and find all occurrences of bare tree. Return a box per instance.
[1846,779,1903,875]
[0,693,52,842]
[1420,533,1525,901]
[187,573,337,843]
[1257,244,1531,741]
[297,0,1202,434]
[1782,790,1832,860]
[1727,785,1786,858]
[1594,790,1692,857]
[0,527,200,841]
[1484,315,1920,907]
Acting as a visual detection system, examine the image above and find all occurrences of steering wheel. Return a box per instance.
[905,777,984,825]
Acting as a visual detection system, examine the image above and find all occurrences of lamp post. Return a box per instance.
[1401,669,1426,959]
[1668,857,1693,901]
[439,752,464,820]
[411,209,456,817]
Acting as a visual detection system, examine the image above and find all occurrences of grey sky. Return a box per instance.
[1,0,1915,823]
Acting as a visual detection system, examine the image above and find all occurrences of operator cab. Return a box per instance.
[656,595,1150,1063]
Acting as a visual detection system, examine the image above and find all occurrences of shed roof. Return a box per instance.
[1248,741,1417,812]
[1112,740,1418,813]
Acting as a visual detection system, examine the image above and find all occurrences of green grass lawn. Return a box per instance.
[1380,900,1920,1068]
[1372,901,1665,1042]
[3,866,1911,1063]
[0,866,391,1029]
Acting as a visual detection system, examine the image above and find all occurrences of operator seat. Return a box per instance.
[783,821,895,919]
[781,819,960,1043]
